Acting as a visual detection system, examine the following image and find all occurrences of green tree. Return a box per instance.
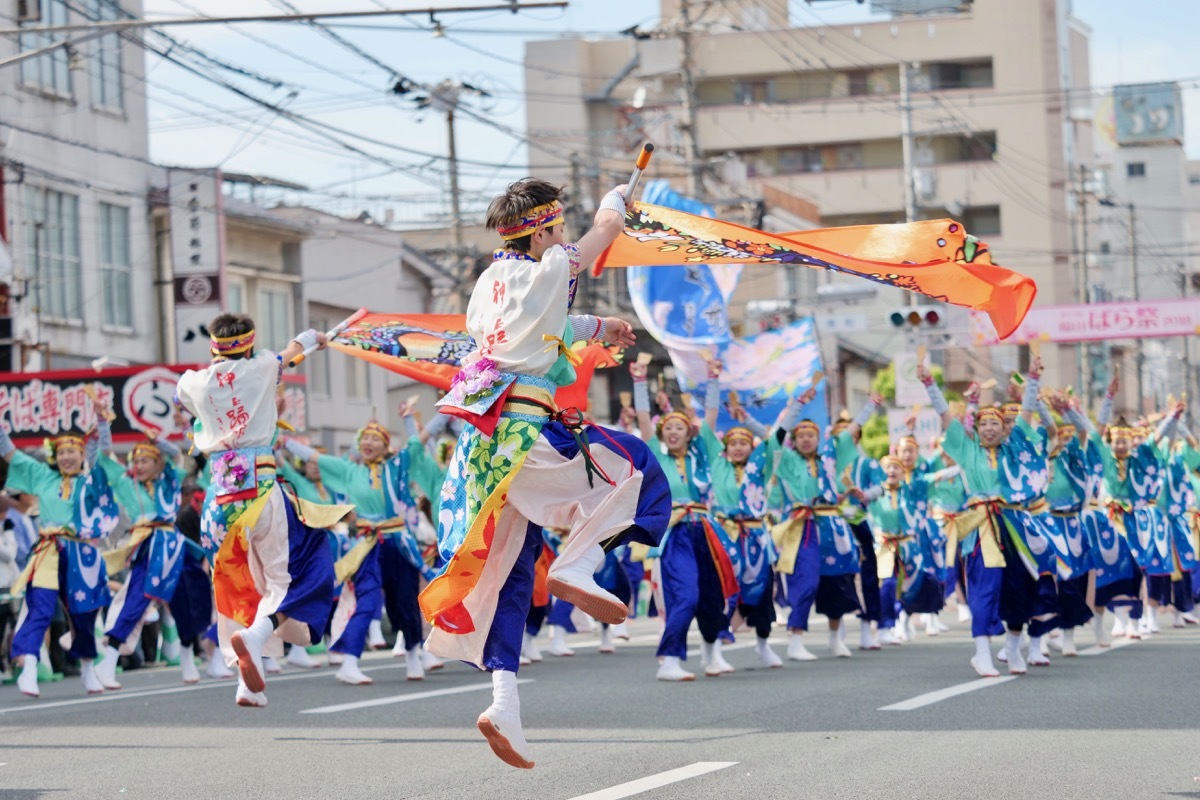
[861,415,890,459]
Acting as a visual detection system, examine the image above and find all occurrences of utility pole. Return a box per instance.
[1129,202,1144,414]
[1077,164,1091,399]
[445,101,463,307]
[1180,261,1193,419]
[900,62,920,324]
[900,62,919,229]
[677,0,705,201]
[413,79,488,312]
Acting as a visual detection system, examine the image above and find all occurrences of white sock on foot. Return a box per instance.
[970,636,999,677]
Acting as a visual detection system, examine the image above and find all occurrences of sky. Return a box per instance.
[136,0,1200,226]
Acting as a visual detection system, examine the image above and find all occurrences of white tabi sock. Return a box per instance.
[245,616,275,648]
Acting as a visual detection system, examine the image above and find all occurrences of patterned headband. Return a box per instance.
[792,420,820,436]
[976,407,1005,424]
[1109,426,1133,440]
[658,411,693,432]
[896,434,918,447]
[497,202,564,241]
[357,421,391,448]
[53,434,86,452]
[131,440,162,461]
[880,454,903,469]
[211,329,255,357]
[1001,403,1022,417]
[723,426,755,446]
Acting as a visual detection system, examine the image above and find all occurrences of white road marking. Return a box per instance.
[0,661,407,715]
[567,761,738,800]
[1078,637,1137,656]
[299,679,533,714]
[878,676,1018,711]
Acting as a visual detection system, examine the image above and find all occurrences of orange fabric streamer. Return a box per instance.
[597,205,1036,339]
[329,312,623,406]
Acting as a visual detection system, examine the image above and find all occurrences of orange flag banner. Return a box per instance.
[329,313,623,411]
[597,205,1037,339]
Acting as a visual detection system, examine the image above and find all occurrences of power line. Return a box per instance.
[0,4,570,36]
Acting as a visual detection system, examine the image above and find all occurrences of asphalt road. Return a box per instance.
[1,611,1198,800]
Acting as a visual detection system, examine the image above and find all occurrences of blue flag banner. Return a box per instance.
[682,317,829,437]
[627,180,740,387]
[627,181,828,438]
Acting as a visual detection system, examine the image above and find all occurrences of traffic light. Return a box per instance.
[889,306,942,328]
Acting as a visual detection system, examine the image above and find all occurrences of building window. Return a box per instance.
[847,70,870,97]
[225,279,245,314]
[734,80,772,105]
[88,0,124,111]
[925,59,994,90]
[958,131,997,162]
[308,316,331,397]
[347,356,369,400]
[25,186,82,322]
[1126,162,1146,178]
[961,205,1001,237]
[258,286,292,352]
[1099,241,1111,255]
[99,202,131,328]
[19,0,73,98]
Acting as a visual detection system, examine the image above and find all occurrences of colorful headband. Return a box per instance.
[357,421,392,448]
[658,411,693,432]
[211,329,255,357]
[976,407,1005,424]
[1109,426,1133,440]
[1131,426,1150,438]
[792,420,820,436]
[131,440,162,461]
[896,434,918,448]
[880,454,903,469]
[497,201,564,241]
[723,427,755,446]
[53,434,86,452]
[1001,403,1022,417]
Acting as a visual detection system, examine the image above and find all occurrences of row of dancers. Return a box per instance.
[5,351,1194,696]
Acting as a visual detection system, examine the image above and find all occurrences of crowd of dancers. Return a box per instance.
[3,341,1196,694]
[1,175,1198,773]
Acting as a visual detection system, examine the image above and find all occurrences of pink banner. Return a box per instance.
[970,299,1200,345]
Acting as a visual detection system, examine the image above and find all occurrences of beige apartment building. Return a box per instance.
[524,0,1096,402]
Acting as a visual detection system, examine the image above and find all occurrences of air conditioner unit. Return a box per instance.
[17,0,42,22]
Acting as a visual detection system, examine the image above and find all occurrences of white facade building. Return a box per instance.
[0,0,156,370]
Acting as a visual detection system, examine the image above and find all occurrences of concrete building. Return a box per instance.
[524,0,1097,397]
[270,206,454,453]
[0,0,156,370]
[1090,82,1197,415]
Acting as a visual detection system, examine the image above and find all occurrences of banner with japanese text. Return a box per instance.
[0,365,305,448]
[970,298,1200,345]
